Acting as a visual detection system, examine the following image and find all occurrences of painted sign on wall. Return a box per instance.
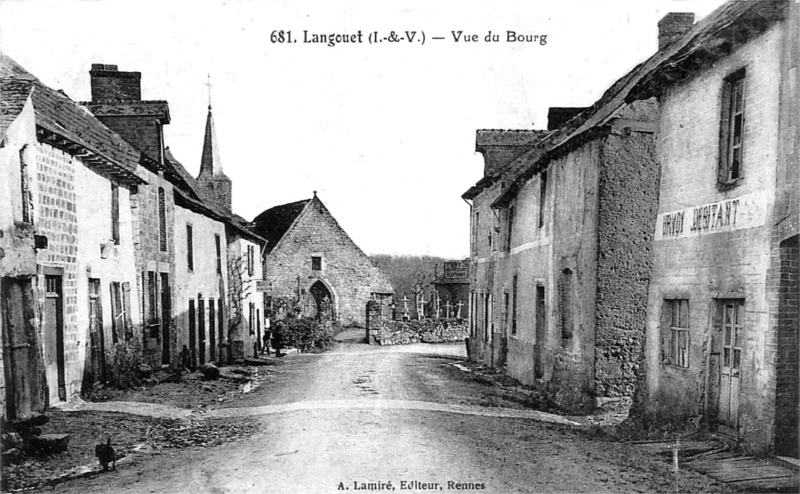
[654,192,769,241]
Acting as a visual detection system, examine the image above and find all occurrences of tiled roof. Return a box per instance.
[489,0,787,208]
[252,199,311,254]
[0,51,144,184]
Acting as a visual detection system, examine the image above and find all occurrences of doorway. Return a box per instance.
[713,299,744,435]
[88,278,106,386]
[44,274,66,401]
[309,280,334,321]
[160,273,171,365]
[2,276,47,419]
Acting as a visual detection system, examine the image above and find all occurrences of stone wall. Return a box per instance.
[640,24,783,450]
[370,318,468,346]
[0,97,46,420]
[130,171,176,367]
[34,143,81,403]
[594,127,659,399]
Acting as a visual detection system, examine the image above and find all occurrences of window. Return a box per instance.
[506,206,515,252]
[186,224,194,271]
[511,275,518,336]
[539,171,547,228]
[718,300,744,375]
[215,235,222,274]
[111,183,120,244]
[158,188,167,251]
[662,299,689,368]
[311,256,322,271]
[247,245,255,276]
[719,69,746,184]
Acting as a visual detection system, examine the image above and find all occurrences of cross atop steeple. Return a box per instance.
[205,73,212,110]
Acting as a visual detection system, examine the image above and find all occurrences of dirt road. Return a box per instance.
[40,342,724,494]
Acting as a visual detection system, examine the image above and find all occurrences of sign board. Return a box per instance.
[443,260,469,279]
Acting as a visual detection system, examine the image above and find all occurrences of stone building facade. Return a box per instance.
[253,194,393,327]
[83,64,177,370]
[465,96,660,410]
[629,0,799,455]
[1,53,145,416]
[0,77,47,421]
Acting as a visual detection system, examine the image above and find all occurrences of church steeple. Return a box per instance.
[198,104,225,178]
[196,75,232,211]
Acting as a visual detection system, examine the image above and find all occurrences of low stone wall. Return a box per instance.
[370,319,468,345]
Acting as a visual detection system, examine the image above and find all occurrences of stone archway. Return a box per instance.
[307,280,335,321]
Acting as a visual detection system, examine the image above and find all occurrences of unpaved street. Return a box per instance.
[39,342,724,494]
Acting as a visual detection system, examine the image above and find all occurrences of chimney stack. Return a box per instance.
[658,13,695,51]
[89,64,141,102]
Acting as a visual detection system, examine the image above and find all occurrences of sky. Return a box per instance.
[0,0,728,258]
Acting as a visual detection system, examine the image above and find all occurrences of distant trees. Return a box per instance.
[370,254,448,307]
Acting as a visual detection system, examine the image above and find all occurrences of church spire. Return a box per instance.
[198,104,224,178]
[196,74,232,211]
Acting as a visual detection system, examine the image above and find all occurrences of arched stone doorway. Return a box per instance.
[303,280,335,321]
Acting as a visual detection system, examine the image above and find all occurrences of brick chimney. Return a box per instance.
[89,64,141,101]
[658,13,695,51]
[547,107,589,131]
[84,64,170,165]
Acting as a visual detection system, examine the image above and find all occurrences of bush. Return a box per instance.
[280,318,334,352]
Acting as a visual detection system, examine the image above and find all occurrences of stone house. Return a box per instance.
[83,65,266,368]
[82,64,177,370]
[626,0,799,455]
[465,78,661,410]
[253,194,393,327]
[1,53,145,416]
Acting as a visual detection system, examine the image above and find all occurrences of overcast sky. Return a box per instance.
[0,0,727,258]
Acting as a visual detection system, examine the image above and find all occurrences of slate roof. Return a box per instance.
[0,51,144,184]
[83,101,171,123]
[0,79,32,137]
[165,147,266,244]
[252,199,311,254]
[467,0,788,207]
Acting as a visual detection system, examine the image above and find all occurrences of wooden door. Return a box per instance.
[2,277,46,418]
[160,274,171,365]
[198,295,206,365]
[88,279,106,384]
[45,275,66,401]
[718,301,744,429]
